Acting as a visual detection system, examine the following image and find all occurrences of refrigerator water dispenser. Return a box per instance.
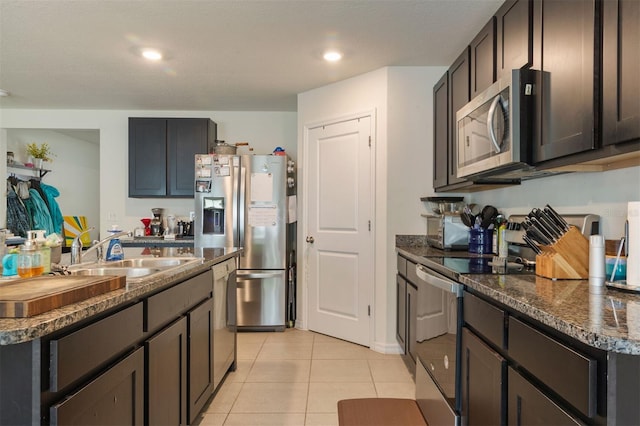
[203,197,225,234]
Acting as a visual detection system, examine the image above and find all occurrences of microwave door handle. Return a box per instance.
[487,95,503,154]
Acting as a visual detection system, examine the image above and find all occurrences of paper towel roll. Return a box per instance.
[628,202,640,286]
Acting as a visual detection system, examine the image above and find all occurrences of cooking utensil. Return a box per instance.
[480,205,498,228]
[460,211,474,228]
[522,235,542,255]
[544,204,570,232]
[211,140,237,155]
[424,196,465,215]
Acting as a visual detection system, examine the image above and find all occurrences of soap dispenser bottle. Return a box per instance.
[105,225,124,261]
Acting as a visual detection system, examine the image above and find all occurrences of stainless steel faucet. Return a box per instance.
[70,228,131,264]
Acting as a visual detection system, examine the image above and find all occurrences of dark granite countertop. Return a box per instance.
[121,236,194,247]
[0,247,241,345]
[396,235,640,355]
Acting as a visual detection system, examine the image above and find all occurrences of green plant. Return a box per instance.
[25,142,55,162]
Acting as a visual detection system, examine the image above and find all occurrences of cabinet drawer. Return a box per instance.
[508,317,596,418]
[397,256,407,278]
[464,292,505,350]
[146,270,213,333]
[50,303,143,392]
[508,367,581,425]
[50,347,144,426]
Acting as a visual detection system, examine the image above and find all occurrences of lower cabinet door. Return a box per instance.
[50,347,144,426]
[461,327,506,426]
[508,367,581,425]
[147,317,187,426]
[188,299,214,424]
[407,282,417,362]
[396,275,407,352]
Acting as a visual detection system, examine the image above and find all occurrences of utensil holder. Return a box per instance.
[535,227,589,279]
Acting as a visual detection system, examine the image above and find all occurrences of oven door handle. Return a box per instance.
[415,264,464,297]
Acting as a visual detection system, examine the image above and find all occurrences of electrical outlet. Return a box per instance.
[107,212,117,221]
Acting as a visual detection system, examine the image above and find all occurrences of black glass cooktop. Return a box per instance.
[428,256,535,275]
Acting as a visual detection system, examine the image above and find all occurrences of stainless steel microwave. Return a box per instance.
[456,69,539,180]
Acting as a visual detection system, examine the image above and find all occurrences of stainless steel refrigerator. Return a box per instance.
[194,154,295,331]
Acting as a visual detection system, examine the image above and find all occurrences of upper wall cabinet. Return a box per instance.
[129,118,217,198]
[433,72,449,190]
[496,0,533,80]
[602,0,640,147]
[470,17,497,99]
[531,0,596,164]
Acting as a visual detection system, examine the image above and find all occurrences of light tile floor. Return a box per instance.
[197,328,415,426]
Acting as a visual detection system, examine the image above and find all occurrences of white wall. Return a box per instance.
[1,110,297,237]
[6,129,100,241]
[469,166,640,239]
[386,66,447,343]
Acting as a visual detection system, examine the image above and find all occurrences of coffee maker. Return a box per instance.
[151,208,164,236]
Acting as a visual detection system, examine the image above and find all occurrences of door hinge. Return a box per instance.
[368,305,371,316]
[368,136,371,147]
[368,220,371,231]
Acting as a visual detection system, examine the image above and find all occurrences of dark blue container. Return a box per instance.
[469,228,493,254]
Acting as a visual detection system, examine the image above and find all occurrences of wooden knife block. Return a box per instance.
[535,227,589,279]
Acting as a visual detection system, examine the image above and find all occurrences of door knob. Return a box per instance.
[306,236,314,244]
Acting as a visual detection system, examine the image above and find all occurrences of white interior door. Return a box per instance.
[305,116,373,346]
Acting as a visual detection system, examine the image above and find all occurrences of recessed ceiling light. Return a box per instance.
[141,49,163,61]
[323,51,343,62]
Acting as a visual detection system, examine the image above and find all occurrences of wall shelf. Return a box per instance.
[7,163,50,179]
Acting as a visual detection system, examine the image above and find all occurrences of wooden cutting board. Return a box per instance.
[0,275,126,318]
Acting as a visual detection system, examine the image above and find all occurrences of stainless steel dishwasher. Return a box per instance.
[412,261,464,426]
[212,258,237,390]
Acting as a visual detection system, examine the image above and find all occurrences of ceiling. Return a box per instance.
[0,0,502,112]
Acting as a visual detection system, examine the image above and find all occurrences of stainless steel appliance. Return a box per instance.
[411,260,464,425]
[423,213,469,250]
[456,69,556,181]
[194,154,295,331]
[408,256,535,426]
[212,258,237,389]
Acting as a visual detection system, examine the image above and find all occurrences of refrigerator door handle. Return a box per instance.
[237,271,284,280]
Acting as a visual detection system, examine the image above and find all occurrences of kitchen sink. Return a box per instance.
[67,257,203,283]
[71,267,161,278]
[101,257,200,269]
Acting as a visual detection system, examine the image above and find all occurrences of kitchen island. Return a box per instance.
[397,237,640,425]
[0,246,241,425]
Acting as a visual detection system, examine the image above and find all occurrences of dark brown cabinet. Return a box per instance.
[495,0,533,80]
[470,18,496,99]
[50,348,144,426]
[129,118,217,198]
[461,289,607,425]
[406,278,418,362]
[0,261,238,426]
[532,0,597,163]
[508,367,581,425]
[396,255,417,363]
[460,328,506,426]
[396,274,407,352]
[433,72,449,190]
[602,0,640,146]
[147,317,188,426]
[188,299,214,424]
[447,48,471,187]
